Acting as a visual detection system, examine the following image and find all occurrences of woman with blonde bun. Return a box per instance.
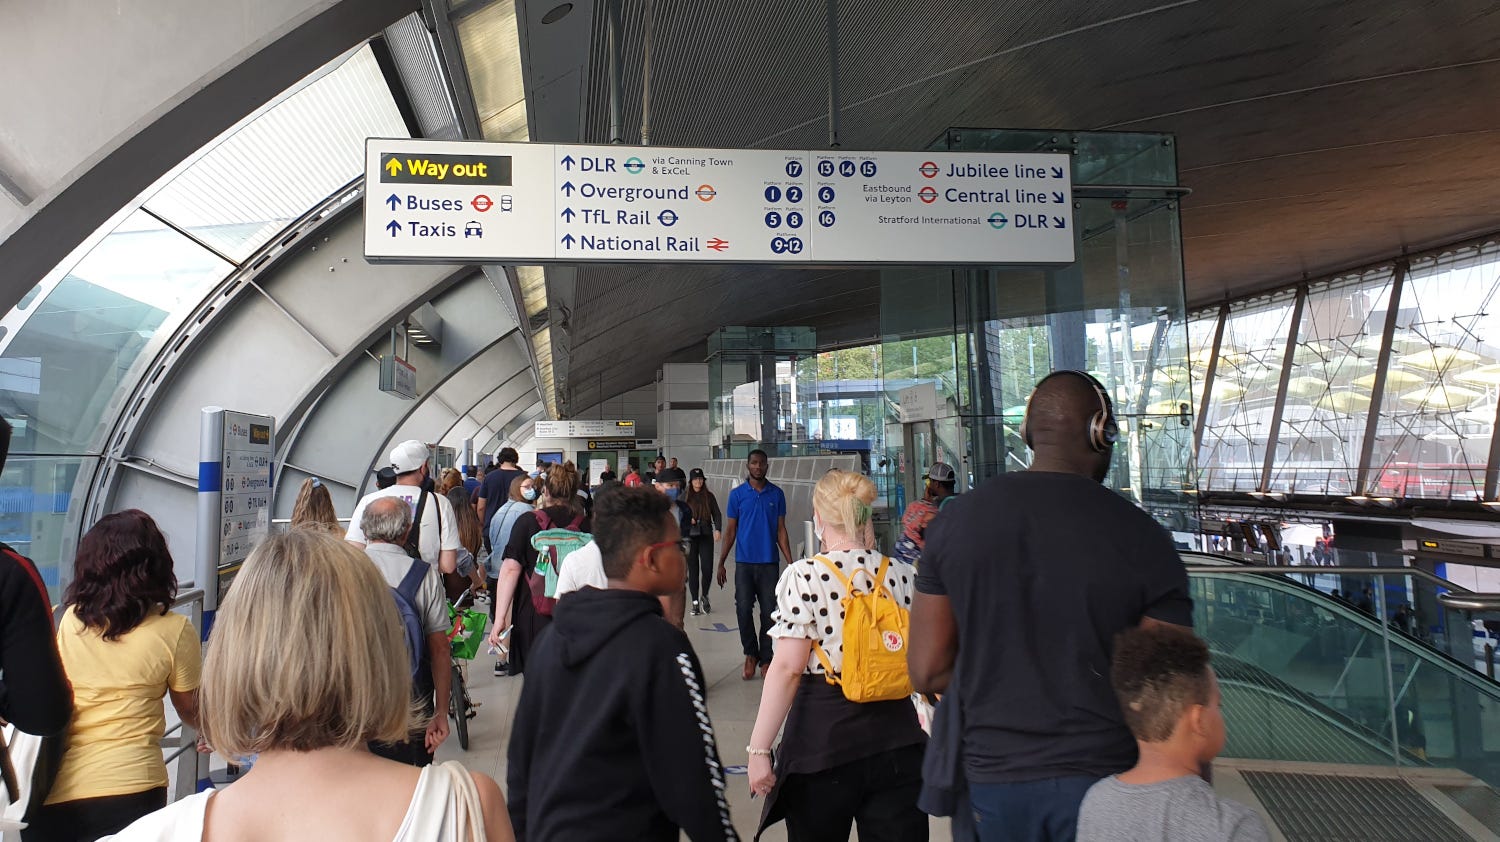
[746,469,927,841]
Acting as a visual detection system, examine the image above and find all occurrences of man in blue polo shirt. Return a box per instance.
[716,449,794,680]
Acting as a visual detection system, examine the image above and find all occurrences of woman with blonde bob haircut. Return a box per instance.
[746,469,927,841]
[103,529,513,841]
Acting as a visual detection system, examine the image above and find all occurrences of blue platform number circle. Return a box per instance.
[785,161,803,178]
[860,160,878,177]
[818,186,835,203]
[818,160,835,177]
[819,210,836,227]
[765,186,782,203]
[839,160,856,177]
[771,236,788,254]
[786,186,804,203]
[786,211,804,229]
[787,237,804,254]
[765,211,782,228]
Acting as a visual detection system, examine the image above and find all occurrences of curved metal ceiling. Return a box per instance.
[510,0,1500,414]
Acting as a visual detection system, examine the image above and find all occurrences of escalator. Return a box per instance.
[1182,552,1500,790]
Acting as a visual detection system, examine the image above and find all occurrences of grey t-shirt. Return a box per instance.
[1077,775,1270,842]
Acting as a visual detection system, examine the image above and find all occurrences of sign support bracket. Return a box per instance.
[825,0,842,149]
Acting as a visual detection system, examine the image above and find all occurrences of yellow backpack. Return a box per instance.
[810,555,915,703]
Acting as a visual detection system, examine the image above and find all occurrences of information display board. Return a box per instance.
[364,140,1074,266]
[195,408,274,625]
[534,419,636,438]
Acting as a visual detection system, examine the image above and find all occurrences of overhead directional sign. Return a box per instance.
[364,139,1074,265]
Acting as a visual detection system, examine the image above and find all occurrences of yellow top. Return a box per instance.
[47,607,201,803]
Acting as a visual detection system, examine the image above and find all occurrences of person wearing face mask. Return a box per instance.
[487,463,588,677]
[485,476,537,676]
[746,469,926,841]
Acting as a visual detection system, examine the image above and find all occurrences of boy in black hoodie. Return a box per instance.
[507,485,739,841]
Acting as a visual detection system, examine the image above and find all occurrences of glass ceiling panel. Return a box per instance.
[0,210,231,457]
[456,1,528,142]
[143,46,409,263]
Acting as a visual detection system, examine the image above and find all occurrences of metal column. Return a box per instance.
[1259,286,1307,492]
[1357,260,1407,496]
[1193,304,1228,454]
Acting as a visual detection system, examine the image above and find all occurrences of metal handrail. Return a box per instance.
[162,587,206,801]
[1438,592,1500,611]
[1181,562,1472,594]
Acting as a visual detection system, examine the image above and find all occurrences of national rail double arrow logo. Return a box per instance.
[696,184,717,201]
[707,237,729,252]
[918,186,939,204]
[919,161,940,178]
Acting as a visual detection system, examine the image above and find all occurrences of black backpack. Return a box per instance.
[401,490,442,562]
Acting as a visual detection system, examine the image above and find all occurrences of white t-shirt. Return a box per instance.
[346,485,460,571]
[554,540,606,597]
[768,549,914,674]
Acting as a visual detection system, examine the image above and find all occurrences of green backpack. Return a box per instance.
[528,509,591,616]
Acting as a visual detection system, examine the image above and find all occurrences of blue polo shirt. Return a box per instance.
[726,479,786,564]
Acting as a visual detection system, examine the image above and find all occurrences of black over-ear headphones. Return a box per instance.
[1020,370,1120,454]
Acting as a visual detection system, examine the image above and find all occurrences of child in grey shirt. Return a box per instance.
[1077,626,1270,841]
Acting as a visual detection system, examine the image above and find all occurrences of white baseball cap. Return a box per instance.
[389,440,429,474]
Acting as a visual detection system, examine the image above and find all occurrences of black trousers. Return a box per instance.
[735,562,779,663]
[778,744,928,842]
[687,536,715,602]
[371,670,436,767]
[27,786,167,842]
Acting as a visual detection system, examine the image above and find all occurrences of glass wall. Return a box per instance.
[1372,245,1500,500]
[707,326,817,457]
[1190,235,1500,507]
[1267,270,1394,495]
[870,130,1193,529]
[1198,292,1298,493]
[0,46,408,595]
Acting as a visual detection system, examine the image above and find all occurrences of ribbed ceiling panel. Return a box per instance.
[541,0,1500,411]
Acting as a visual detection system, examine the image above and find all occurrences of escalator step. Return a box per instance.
[1243,771,1474,841]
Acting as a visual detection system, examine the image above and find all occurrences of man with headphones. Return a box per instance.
[907,371,1193,842]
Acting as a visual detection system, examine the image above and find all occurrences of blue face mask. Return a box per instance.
[522,487,538,501]
[664,487,679,501]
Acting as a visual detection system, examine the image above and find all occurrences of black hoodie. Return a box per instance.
[507,587,739,842]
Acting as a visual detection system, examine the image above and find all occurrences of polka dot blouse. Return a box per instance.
[768,549,915,675]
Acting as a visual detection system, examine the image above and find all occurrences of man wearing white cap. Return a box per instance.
[346,440,460,574]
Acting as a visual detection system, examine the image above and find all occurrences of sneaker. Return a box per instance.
[702,596,711,614]
[493,660,509,677]
[690,601,702,617]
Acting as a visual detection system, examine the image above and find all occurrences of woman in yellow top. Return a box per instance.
[31,509,202,841]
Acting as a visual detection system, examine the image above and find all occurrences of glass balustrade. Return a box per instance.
[1184,553,1500,788]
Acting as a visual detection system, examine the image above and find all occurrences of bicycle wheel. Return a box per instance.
[451,663,470,750]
